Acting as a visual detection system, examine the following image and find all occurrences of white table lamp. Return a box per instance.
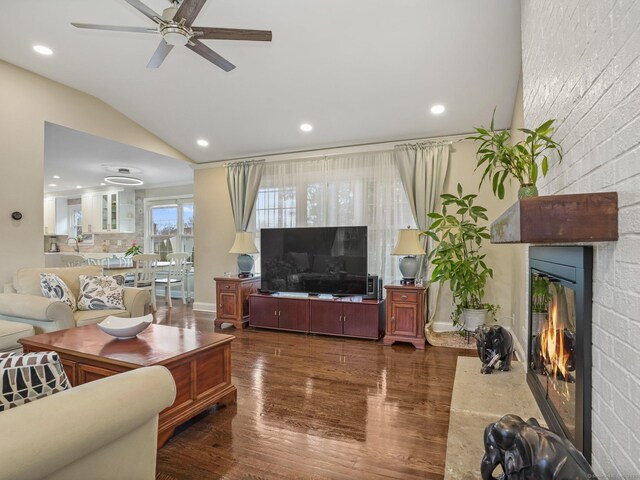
[392,228,425,285]
[229,231,259,278]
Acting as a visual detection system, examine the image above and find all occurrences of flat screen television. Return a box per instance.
[260,226,367,295]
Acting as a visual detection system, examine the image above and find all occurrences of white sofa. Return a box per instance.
[0,366,176,480]
[0,266,151,334]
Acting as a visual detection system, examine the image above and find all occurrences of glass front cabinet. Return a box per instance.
[82,190,134,234]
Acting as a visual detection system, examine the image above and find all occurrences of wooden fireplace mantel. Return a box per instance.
[490,192,618,244]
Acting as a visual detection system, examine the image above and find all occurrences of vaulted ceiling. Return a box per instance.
[0,0,521,163]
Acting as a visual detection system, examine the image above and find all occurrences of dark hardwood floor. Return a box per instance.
[152,300,474,480]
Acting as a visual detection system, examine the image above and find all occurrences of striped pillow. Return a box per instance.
[0,351,71,411]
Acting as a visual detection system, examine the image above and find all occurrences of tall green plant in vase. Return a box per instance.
[424,184,499,330]
[468,109,563,199]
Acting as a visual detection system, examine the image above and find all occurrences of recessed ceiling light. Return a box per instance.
[52,175,60,179]
[33,45,53,56]
[76,185,83,189]
[300,123,313,132]
[197,139,209,147]
[104,176,144,186]
[48,183,57,187]
[100,183,106,186]
[430,104,445,114]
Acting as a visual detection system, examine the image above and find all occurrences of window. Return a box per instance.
[255,187,296,229]
[67,204,94,243]
[146,198,194,262]
[252,152,416,285]
[68,204,82,238]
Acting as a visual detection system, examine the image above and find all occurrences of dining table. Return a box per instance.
[101,260,193,302]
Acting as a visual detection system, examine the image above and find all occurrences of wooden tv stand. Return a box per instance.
[249,293,385,340]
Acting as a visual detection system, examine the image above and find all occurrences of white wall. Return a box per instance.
[193,165,237,311]
[430,140,519,331]
[522,0,640,475]
[508,74,529,360]
[0,60,190,287]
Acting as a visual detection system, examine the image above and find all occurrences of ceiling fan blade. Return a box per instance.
[123,0,161,22]
[71,23,157,34]
[193,27,272,42]
[186,38,235,71]
[147,40,174,68]
[174,0,208,27]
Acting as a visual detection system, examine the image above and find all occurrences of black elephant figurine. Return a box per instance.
[481,414,596,480]
[475,325,514,374]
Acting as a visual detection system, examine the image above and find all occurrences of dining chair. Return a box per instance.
[60,254,87,267]
[155,253,190,308]
[132,253,160,311]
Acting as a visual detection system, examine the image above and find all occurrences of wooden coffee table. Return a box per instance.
[19,323,236,447]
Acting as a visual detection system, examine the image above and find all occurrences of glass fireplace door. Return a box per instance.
[530,273,578,441]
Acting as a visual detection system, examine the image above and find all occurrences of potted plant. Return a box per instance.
[468,109,563,199]
[124,240,142,257]
[424,184,499,330]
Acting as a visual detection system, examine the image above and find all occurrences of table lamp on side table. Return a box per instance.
[392,227,425,285]
[229,231,259,278]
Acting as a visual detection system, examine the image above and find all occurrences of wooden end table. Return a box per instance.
[214,275,260,329]
[382,284,428,349]
[19,324,237,448]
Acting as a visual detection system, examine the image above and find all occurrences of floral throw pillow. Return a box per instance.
[40,273,77,311]
[0,351,71,411]
[77,275,126,311]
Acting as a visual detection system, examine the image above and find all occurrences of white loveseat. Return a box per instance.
[0,266,150,334]
[0,366,176,480]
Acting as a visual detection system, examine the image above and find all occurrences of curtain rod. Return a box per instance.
[222,158,266,168]
[195,132,475,169]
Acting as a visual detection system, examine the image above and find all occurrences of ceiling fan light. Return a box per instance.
[162,28,189,46]
[104,176,144,186]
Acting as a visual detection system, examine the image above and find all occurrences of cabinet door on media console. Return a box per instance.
[342,303,380,338]
[277,298,309,332]
[249,296,279,328]
[310,301,343,335]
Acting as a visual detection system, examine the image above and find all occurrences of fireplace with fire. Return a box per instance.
[528,246,593,462]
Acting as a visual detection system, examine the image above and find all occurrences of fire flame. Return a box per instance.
[539,301,571,399]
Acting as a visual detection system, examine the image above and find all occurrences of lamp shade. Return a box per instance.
[229,232,259,254]
[392,228,425,255]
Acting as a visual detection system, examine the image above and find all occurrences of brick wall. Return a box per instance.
[522,0,640,475]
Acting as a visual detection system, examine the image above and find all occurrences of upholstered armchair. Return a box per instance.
[0,266,151,334]
[0,366,176,480]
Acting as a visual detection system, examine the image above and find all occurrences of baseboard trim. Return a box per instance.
[193,302,216,313]
[504,324,526,363]
[431,321,458,333]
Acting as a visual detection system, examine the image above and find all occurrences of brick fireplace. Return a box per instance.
[522,1,640,475]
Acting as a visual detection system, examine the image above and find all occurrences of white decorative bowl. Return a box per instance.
[97,314,153,340]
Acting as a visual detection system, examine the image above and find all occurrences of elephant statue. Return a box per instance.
[475,325,514,374]
[481,414,596,479]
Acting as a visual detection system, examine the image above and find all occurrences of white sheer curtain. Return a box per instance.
[253,151,415,286]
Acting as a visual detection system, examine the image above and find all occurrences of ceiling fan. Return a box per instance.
[71,0,272,71]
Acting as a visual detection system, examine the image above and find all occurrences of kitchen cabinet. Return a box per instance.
[43,197,68,235]
[81,192,100,234]
[382,284,427,349]
[81,190,134,233]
